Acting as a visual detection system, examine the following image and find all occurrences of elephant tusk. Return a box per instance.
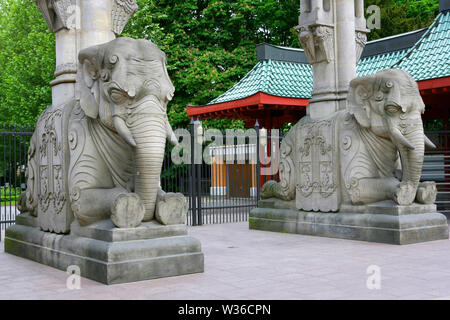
[424,135,437,149]
[390,127,415,150]
[113,116,137,147]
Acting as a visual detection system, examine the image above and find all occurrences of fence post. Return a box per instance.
[189,118,197,226]
[196,118,203,226]
[255,120,261,203]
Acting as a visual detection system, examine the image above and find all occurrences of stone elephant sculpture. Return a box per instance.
[22,37,186,229]
[262,69,437,211]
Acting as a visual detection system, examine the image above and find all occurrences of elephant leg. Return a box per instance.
[349,177,400,205]
[71,187,123,226]
[71,187,145,227]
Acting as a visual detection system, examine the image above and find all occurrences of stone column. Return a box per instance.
[34,0,78,107]
[335,0,357,110]
[297,0,368,119]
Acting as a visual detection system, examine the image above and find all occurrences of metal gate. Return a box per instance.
[1,124,34,234]
[1,123,450,233]
[161,120,267,226]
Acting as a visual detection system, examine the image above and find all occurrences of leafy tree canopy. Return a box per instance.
[0,0,54,126]
[0,0,442,129]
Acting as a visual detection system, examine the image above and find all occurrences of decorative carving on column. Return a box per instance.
[112,0,139,35]
[295,116,340,212]
[34,0,76,33]
[54,63,78,78]
[355,31,368,62]
[298,25,335,64]
[35,100,76,233]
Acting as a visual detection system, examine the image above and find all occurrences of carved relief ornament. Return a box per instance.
[112,0,139,35]
[34,0,76,33]
[34,0,138,35]
[355,31,368,62]
[297,25,335,64]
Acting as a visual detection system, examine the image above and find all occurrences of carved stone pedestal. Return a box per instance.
[5,214,204,285]
[250,199,449,245]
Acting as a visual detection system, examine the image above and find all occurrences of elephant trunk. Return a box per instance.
[390,123,425,190]
[126,97,167,221]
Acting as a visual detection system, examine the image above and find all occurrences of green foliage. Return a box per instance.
[0,0,442,129]
[366,0,440,41]
[0,0,55,125]
[0,186,21,205]
[424,119,445,131]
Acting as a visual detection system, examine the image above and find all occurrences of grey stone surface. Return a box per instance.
[5,218,203,285]
[155,189,188,225]
[111,193,146,228]
[250,200,449,245]
[340,200,438,216]
[15,212,39,228]
[71,219,187,242]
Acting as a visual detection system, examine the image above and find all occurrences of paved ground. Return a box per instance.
[1,222,450,300]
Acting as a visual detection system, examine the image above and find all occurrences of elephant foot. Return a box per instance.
[111,193,145,228]
[394,182,417,206]
[416,181,437,205]
[155,189,188,225]
[261,180,293,201]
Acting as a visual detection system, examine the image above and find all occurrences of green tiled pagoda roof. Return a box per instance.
[394,11,450,81]
[203,11,450,106]
[208,60,313,105]
[357,49,409,77]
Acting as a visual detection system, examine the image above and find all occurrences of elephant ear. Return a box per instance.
[347,77,373,128]
[383,69,425,114]
[76,45,102,119]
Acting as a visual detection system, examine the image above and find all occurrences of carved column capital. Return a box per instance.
[355,30,368,62]
[297,24,335,65]
[34,0,77,33]
[111,0,139,35]
[35,0,139,36]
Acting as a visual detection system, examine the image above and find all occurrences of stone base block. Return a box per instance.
[5,215,204,285]
[250,199,449,245]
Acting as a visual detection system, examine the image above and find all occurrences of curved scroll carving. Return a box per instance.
[112,0,139,35]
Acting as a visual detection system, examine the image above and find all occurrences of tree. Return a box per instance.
[0,0,54,126]
[0,0,442,129]
[365,0,440,41]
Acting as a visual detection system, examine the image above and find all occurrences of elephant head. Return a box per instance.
[76,37,176,221]
[347,69,436,205]
[77,37,175,145]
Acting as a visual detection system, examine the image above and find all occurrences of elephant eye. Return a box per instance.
[100,70,110,81]
[374,92,384,101]
[386,105,400,115]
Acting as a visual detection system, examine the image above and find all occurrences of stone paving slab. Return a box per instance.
[1,222,450,300]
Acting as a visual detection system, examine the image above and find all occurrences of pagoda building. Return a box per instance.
[188,3,450,131]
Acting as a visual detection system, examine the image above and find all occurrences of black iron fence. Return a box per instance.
[0,124,34,231]
[1,122,450,233]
